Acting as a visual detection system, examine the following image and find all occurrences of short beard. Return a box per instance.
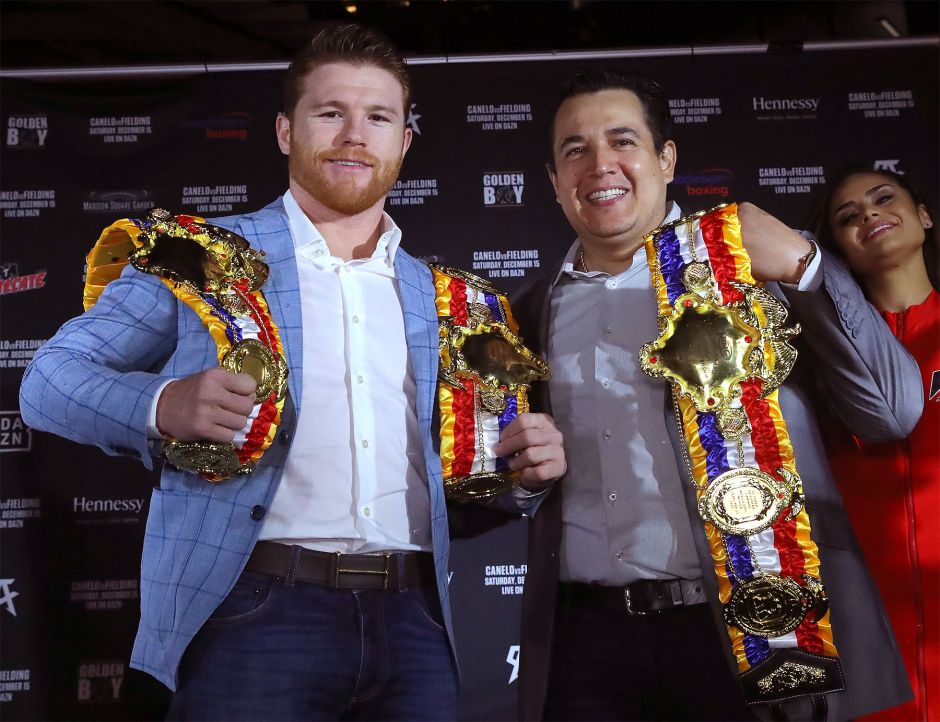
[290,148,403,216]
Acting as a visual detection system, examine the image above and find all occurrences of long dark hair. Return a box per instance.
[809,165,938,290]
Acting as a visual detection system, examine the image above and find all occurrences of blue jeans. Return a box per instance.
[167,570,457,721]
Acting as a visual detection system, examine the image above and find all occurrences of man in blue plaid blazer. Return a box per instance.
[19,23,564,721]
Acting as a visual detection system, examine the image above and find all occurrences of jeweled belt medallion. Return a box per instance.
[84,209,289,482]
[432,264,549,501]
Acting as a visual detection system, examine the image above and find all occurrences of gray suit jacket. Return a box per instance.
[512,251,921,721]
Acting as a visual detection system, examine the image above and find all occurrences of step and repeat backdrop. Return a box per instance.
[1,40,938,720]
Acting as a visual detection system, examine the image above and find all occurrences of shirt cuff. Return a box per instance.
[780,239,823,292]
[146,378,177,439]
[512,483,550,508]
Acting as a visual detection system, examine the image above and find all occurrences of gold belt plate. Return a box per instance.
[723,574,829,638]
[163,440,254,480]
[698,467,804,536]
[221,338,288,401]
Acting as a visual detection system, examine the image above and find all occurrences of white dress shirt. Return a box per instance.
[257,191,431,553]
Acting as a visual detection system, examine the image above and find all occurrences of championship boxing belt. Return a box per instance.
[84,208,288,482]
[432,265,549,502]
[639,204,843,704]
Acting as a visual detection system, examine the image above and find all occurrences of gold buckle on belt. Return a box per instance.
[332,552,393,591]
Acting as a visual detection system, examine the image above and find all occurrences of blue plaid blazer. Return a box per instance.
[19,198,453,690]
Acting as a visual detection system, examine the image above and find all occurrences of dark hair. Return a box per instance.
[810,164,937,288]
[283,23,410,118]
[547,69,672,170]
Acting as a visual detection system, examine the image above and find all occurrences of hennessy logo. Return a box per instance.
[72,497,144,513]
[930,370,940,402]
[752,97,819,112]
[0,579,19,616]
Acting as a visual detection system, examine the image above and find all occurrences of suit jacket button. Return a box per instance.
[250,505,266,521]
[279,429,292,446]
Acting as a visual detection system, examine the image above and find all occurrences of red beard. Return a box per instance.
[290,147,403,216]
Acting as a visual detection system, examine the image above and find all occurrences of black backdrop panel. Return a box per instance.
[1,41,937,719]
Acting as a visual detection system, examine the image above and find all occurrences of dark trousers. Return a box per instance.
[167,569,457,721]
[545,594,757,721]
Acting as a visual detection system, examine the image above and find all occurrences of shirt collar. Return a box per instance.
[282,189,402,272]
[552,201,683,287]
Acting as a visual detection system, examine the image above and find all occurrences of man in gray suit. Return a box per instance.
[512,69,920,721]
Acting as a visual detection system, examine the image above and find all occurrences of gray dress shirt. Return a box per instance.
[548,203,702,586]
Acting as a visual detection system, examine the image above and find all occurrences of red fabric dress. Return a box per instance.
[825,289,939,722]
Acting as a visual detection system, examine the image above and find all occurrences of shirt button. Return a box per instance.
[341,265,351,274]
[601,378,610,388]
[314,249,324,257]
[603,430,611,440]
[362,439,369,449]
[356,374,364,384]
[363,507,372,518]
[606,280,618,289]
[352,314,360,324]
[249,505,266,521]
[604,327,612,336]
[608,492,617,502]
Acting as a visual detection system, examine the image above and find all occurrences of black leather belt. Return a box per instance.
[559,579,707,615]
[245,541,436,592]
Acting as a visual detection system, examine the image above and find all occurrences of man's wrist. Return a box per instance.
[513,483,550,507]
[792,240,818,285]
[147,378,177,439]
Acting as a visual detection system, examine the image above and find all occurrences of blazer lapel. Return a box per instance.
[394,251,440,477]
[235,199,304,410]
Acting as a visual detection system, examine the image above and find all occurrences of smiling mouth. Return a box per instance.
[329,159,372,168]
[586,188,627,202]
[865,222,896,241]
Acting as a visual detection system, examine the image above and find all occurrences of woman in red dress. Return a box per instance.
[814,167,937,722]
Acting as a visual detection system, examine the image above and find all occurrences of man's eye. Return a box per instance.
[320,111,341,118]
[564,146,584,157]
[616,139,635,147]
[369,114,391,123]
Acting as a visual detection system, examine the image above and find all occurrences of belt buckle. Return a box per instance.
[623,586,648,616]
[332,552,392,591]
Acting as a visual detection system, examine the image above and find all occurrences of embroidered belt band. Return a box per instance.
[84,208,288,482]
[432,265,549,502]
[639,204,843,704]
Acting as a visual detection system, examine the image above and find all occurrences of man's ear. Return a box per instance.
[660,140,677,183]
[275,113,291,156]
[401,127,413,157]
